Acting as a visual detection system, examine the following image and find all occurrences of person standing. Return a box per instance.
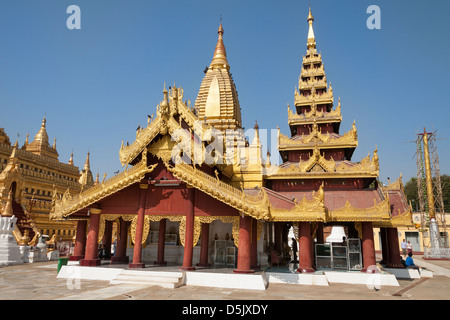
[406,240,413,255]
[401,239,407,257]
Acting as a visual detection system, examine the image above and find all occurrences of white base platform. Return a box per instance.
[324,271,400,287]
[185,271,268,291]
[57,265,412,290]
[267,272,329,286]
[383,267,433,279]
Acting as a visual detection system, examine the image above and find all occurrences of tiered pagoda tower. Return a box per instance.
[265,8,410,271]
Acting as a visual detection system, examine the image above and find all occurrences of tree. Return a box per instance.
[404,175,450,213]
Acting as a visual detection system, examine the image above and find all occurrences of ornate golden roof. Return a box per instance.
[26,116,59,160]
[0,128,11,145]
[278,120,358,151]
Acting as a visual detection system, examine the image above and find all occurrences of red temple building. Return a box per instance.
[49,8,413,274]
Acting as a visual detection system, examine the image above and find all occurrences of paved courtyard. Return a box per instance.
[0,256,449,301]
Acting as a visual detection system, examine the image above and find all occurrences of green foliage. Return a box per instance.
[404,175,450,213]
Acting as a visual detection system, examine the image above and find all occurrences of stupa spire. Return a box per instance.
[210,21,229,70]
[194,20,242,131]
[307,6,316,50]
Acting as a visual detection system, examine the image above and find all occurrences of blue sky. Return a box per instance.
[0,0,449,185]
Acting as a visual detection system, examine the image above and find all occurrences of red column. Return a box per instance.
[111,218,129,264]
[274,223,282,253]
[361,222,376,272]
[70,219,87,261]
[379,227,390,265]
[180,188,195,271]
[234,215,254,274]
[80,209,101,266]
[197,223,210,267]
[181,188,196,271]
[155,218,167,266]
[251,218,259,270]
[316,222,324,244]
[130,184,148,268]
[102,220,113,259]
[387,227,404,268]
[297,222,314,273]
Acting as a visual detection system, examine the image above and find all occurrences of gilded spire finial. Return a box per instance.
[211,19,229,69]
[307,6,316,49]
[84,152,90,171]
[68,152,74,166]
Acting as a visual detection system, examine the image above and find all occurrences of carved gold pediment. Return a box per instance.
[270,184,327,222]
[278,121,357,150]
[329,198,390,222]
[373,209,414,228]
[50,154,158,220]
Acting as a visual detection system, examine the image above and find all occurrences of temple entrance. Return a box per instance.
[208,220,237,268]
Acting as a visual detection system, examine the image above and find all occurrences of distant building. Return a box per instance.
[0,117,93,251]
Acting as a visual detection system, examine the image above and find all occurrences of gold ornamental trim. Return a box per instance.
[268,146,379,179]
[164,161,271,221]
[50,153,158,220]
[373,209,414,228]
[278,121,358,151]
[270,184,327,222]
[196,216,240,247]
[287,99,342,124]
[329,198,391,222]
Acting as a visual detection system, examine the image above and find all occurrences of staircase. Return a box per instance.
[110,270,185,289]
[12,201,36,241]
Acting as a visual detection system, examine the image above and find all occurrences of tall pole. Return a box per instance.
[421,128,440,250]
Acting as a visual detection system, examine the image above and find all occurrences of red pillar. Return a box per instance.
[297,222,314,273]
[234,215,254,274]
[130,183,148,268]
[70,219,87,261]
[251,218,259,270]
[361,222,376,272]
[274,223,282,253]
[80,209,101,266]
[181,188,195,271]
[155,219,167,266]
[379,227,390,265]
[197,223,210,267]
[316,222,324,244]
[101,220,113,259]
[111,218,129,264]
[387,227,404,268]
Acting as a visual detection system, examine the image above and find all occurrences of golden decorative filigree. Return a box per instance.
[195,216,240,247]
[164,161,271,221]
[50,155,158,220]
[336,146,379,173]
[278,122,357,150]
[373,209,414,228]
[270,184,327,222]
[329,198,390,222]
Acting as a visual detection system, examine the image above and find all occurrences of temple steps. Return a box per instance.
[110,270,185,288]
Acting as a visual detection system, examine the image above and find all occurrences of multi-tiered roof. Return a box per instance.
[269,8,378,184]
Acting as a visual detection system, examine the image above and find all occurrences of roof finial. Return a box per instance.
[307,6,316,49]
[211,17,229,69]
